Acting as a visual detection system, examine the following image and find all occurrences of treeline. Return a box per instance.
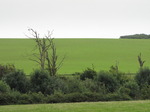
[1,64,150,105]
[120,34,150,39]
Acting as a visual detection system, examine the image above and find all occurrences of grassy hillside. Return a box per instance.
[0,100,150,112]
[0,39,150,74]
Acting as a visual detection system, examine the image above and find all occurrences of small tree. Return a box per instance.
[138,53,145,68]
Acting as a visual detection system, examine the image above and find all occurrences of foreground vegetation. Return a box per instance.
[0,39,150,74]
[0,100,150,112]
[1,63,150,105]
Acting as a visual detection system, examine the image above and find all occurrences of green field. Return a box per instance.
[0,39,150,75]
[0,100,150,112]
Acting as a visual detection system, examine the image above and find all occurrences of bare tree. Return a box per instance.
[27,29,53,70]
[138,53,145,68]
[27,28,64,76]
[46,41,65,76]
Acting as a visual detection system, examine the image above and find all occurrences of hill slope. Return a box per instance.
[0,39,150,74]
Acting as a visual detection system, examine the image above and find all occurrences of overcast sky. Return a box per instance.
[0,0,150,38]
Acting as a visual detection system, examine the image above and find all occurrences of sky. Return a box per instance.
[0,0,150,38]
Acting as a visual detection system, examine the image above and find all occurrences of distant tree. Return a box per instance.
[120,34,150,39]
[27,28,64,76]
[138,53,145,68]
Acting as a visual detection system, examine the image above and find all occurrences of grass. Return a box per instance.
[0,100,150,112]
[0,38,150,75]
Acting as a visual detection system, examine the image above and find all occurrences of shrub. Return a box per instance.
[80,68,97,80]
[31,69,66,95]
[65,77,84,93]
[3,70,29,93]
[46,76,67,94]
[109,65,129,85]
[135,67,150,87]
[47,92,65,103]
[124,80,140,99]
[95,71,119,93]
[0,64,15,79]
[82,78,104,93]
[140,84,150,99]
[0,90,22,105]
[29,92,45,103]
[0,80,10,93]
[30,69,51,94]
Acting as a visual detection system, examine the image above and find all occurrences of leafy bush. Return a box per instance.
[0,64,15,79]
[80,68,97,80]
[135,68,150,87]
[3,70,29,93]
[29,92,45,103]
[30,69,66,94]
[47,92,65,103]
[140,84,150,99]
[0,90,22,105]
[109,65,129,85]
[82,78,105,93]
[0,80,10,93]
[64,77,84,93]
[30,69,51,94]
[95,71,119,93]
[124,80,140,99]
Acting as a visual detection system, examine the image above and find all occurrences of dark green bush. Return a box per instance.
[140,84,150,99]
[95,71,119,93]
[82,79,105,93]
[30,69,51,94]
[47,92,65,103]
[29,92,45,103]
[65,77,84,93]
[124,80,140,99]
[135,68,150,87]
[0,80,10,93]
[80,68,97,80]
[109,65,129,85]
[0,64,15,79]
[0,90,21,105]
[3,70,29,93]
[31,69,66,95]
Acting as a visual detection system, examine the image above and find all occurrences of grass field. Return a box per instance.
[0,39,150,75]
[0,100,150,112]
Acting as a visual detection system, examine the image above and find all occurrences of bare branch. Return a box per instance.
[29,58,41,65]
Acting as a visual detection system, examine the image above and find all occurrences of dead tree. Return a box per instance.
[138,53,145,68]
[27,28,64,76]
[46,41,65,76]
[27,29,53,70]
